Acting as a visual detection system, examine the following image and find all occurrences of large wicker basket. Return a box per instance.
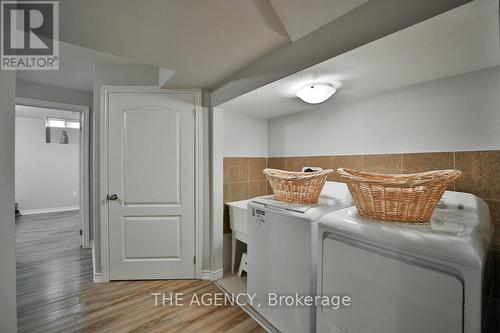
[264,168,333,204]
[337,168,461,223]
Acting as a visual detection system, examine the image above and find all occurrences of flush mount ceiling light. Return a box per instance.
[296,82,336,104]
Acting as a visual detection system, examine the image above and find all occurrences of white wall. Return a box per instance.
[15,116,80,213]
[211,108,224,274]
[0,71,17,332]
[223,110,268,157]
[268,67,500,156]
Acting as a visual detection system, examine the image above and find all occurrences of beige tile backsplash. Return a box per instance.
[223,157,269,234]
[455,151,500,199]
[223,150,500,234]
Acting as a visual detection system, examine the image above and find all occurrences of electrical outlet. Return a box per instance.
[72,190,77,196]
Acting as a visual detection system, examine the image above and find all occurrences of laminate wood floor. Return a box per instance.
[16,211,264,333]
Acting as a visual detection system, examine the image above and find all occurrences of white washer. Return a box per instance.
[317,191,494,333]
[247,181,353,333]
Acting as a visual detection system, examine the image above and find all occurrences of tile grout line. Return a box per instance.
[453,152,456,191]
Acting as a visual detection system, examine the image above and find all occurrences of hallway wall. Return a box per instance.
[15,116,80,213]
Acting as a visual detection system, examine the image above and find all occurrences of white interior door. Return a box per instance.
[107,90,195,280]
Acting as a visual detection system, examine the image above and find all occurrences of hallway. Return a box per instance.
[16,211,92,332]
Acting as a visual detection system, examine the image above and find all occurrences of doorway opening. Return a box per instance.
[14,98,91,331]
[15,98,90,247]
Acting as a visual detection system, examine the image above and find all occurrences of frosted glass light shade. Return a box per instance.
[296,82,336,104]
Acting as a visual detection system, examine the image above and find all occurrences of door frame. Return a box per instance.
[15,97,91,248]
[99,86,204,282]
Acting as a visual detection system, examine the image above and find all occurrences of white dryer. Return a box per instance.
[317,191,494,333]
[247,181,353,333]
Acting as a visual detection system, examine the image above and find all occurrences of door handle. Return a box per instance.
[107,194,118,201]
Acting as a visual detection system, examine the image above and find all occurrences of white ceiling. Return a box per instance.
[56,0,368,88]
[16,42,133,92]
[16,105,80,120]
[269,0,368,41]
[219,0,500,119]
[58,0,289,88]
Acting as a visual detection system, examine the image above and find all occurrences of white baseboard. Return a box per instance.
[94,270,220,283]
[92,241,105,283]
[92,241,98,281]
[201,268,224,281]
[93,272,103,283]
[20,206,79,215]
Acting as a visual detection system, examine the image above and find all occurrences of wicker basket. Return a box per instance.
[264,168,333,204]
[337,168,461,223]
